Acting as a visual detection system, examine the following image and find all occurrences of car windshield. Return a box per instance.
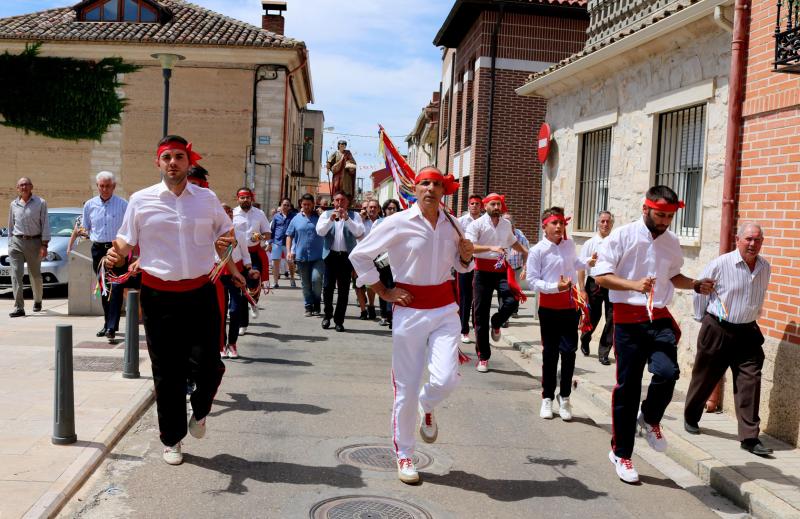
[50,213,79,237]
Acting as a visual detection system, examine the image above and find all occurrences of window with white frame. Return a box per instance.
[655,104,705,238]
[577,127,612,231]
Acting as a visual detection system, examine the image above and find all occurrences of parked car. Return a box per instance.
[0,207,82,288]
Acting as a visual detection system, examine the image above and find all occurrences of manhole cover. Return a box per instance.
[310,495,432,519]
[336,444,431,472]
[72,356,124,372]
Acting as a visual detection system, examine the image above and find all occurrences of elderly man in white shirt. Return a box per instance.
[577,210,615,365]
[594,185,714,484]
[457,194,483,343]
[465,193,528,373]
[350,166,474,484]
[106,135,244,466]
[684,222,773,457]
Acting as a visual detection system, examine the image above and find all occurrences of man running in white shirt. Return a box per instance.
[457,194,483,343]
[232,188,270,333]
[527,207,595,422]
[350,166,474,484]
[577,211,615,365]
[594,185,714,483]
[465,193,528,373]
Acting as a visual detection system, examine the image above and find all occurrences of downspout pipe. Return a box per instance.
[707,0,750,413]
[485,1,506,194]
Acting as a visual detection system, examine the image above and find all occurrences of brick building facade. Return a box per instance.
[432,1,588,240]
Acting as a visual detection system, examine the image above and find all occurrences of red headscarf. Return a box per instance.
[415,167,460,196]
[156,140,202,166]
[542,213,571,239]
[644,198,685,212]
[237,188,255,198]
[482,193,508,213]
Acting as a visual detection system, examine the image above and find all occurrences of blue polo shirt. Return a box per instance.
[286,212,323,262]
[271,210,297,246]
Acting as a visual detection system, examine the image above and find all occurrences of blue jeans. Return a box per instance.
[296,259,324,309]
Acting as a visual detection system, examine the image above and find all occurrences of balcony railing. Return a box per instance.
[775,0,800,73]
[586,0,681,46]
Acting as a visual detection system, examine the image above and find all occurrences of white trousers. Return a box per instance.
[391,302,461,459]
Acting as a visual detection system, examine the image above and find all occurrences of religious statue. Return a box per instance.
[327,139,357,196]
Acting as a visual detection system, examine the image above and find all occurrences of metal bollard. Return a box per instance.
[123,290,140,379]
[53,324,77,445]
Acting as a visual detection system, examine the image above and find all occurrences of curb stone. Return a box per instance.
[499,332,800,519]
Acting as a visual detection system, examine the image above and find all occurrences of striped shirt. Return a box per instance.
[8,195,50,242]
[507,229,529,269]
[693,250,771,324]
[82,194,128,243]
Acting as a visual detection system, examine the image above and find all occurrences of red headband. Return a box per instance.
[237,189,254,198]
[156,141,202,166]
[644,198,685,212]
[415,167,460,196]
[468,195,483,203]
[482,193,508,213]
[542,214,571,239]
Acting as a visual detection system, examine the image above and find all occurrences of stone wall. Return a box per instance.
[543,18,732,377]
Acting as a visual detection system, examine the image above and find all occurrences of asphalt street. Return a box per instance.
[59,286,745,519]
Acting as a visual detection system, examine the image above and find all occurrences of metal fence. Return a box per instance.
[577,127,612,231]
[655,104,705,238]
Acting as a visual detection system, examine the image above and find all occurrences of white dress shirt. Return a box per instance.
[593,218,684,308]
[693,250,771,323]
[233,229,252,267]
[458,212,479,233]
[232,206,270,241]
[117,181,232,281]
[363,216,381,238]
[350,204,473,287]
[316,210,365,251]
[526,238,588,293]
[465,213,517,260]
[579,234,608,278]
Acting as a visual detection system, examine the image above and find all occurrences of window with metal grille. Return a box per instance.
[464,99,473,148]
[577,127,612,231]
[655,104,705,238]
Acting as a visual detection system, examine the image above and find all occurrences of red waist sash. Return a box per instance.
[614,303,681,342]
[141,271,210,292]
[395,281,456,309]
[539,291,573,310]
[475,258,504,272]
[222,259,245,276]
[248,244,270,269]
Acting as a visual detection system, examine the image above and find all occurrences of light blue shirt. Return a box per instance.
[82,194,128,243]
[286,212,324,262]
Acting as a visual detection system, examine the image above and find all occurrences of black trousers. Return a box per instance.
[473,270,519,360]
[458,270,474,335]
[378,264,394,321]
[685,314,765,441]
[580,276,613,359]
[241,250,264,328]
[221,274,246,346]
[90,242,125,332]
[611,319,680,459]
[538,307,579,399]
[323,251,353,325]
[141,282,225,447]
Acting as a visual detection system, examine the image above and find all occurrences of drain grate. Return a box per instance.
[310,495,432,519]
[72,356,124,372]
[336,444,432,472]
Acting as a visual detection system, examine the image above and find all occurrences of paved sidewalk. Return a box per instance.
[0,293,152,519]
[491,293,800,519]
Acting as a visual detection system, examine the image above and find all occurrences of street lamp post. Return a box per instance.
[151,53,185,137]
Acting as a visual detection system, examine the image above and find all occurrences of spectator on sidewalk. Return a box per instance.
[577,211,615,365]
[268,198,297,289]
[7,177,49,318]
[457,194,483,343]
[286,193,325,316]
[355,198,383,321]
[684,222,773,457]
[376,198,402,328]
[594,185,715,484]
[316,190,364,332]
[500,212,529,326]
[82,171,128,339]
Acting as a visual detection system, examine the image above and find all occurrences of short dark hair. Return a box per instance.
[468,194,482,202]
[338,140,347,146]
[157,134,188,147]
[188,165,208,180]
[382,199,401,213]
[332,190,350,201]
[646,185,678,205]
[279,197,292,206]
[300,193,315,203]
[541,206,565,220]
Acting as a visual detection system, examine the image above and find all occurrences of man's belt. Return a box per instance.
[475,258,504,272]
[704,312,755,329]
[13,234,41,240]
[141,271,210,292]
[92,241,113,249]
[395,281,456,309]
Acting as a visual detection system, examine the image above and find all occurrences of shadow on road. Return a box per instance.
[250,331,329,342]
[422,470,607,501]
[233,356,313,367]
[210,393,329,417]
[487,368,536,379]
[184,453,364,495]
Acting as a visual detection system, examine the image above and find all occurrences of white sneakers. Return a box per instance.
[238,327,247,336]
[227,344,239,359]
[556,395,573,421]
[609,451,639,483]
[490,327,502,342]
[461,334,472,344]
[188,414,206,439]
[637,411,667,452]
[476,360,489,373]
[250,306,259,319]
[163,443,183,465]
[397,457,419,484]
[540,398,554,419]
[418,405,438,443]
